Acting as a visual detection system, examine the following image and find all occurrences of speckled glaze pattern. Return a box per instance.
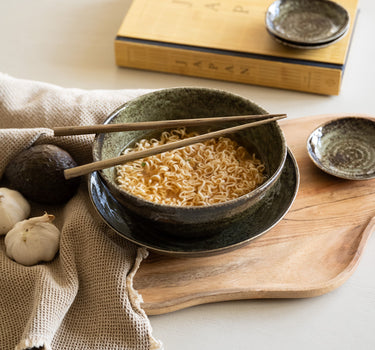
[307,117,375,180]
[266,0,350,45]
[88,150,299,257]
[92,87,287,239]
[267,28,346,49]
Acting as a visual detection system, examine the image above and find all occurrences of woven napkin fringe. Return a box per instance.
[16,338,52,350]
[14,247,163,350]
[128,248,164,350]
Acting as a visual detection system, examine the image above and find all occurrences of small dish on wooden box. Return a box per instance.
[265,0,350,48]
[307,117,375,180]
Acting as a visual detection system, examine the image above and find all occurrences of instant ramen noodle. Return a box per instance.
[115,128,266,206]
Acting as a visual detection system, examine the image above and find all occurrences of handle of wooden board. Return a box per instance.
[363,216,375,237]
[53,113,286,136]
[64,115,286,179]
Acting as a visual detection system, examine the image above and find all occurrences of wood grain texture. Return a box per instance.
[115,0,358,95]
[114,40,344,95]
[133,114,375,315]
[118,0,357,64]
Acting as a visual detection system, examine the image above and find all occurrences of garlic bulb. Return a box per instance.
[5,213,61,266]
[0,187,31,235]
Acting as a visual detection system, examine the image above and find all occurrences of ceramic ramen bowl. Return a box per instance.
[92,88,287,238]
[307,116,375,180]
[265,0,350,47]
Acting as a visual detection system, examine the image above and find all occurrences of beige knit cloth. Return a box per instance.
[0,73,162,350]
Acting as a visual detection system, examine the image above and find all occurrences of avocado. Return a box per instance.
[4,144,80,205]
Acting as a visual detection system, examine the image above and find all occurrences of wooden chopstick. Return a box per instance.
[54,113,286,136]
[64,115,286,179]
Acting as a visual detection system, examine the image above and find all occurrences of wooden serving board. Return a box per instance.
[133,114,375,315]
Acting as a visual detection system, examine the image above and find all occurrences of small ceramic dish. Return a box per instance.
[266,0,350,45]
[88,149,299,257]
[307,117,375,180]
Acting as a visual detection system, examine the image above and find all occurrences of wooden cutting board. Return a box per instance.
[133,113,375,315]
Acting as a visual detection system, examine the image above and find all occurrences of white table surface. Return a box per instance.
[1,1,375,349]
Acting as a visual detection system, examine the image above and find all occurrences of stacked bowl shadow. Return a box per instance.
[89,88,302,256]
[265,0,350,49]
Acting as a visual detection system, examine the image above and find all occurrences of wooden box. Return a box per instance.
[115,0,358,95]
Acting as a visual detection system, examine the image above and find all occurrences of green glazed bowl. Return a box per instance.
[92,88,287,238]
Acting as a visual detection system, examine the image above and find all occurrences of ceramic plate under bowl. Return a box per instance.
[266,0,350,45]
[307,117,375,180]
[88,149,299,258]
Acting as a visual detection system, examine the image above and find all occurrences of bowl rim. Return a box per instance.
[306,116,375,180]
[93,87,288,211]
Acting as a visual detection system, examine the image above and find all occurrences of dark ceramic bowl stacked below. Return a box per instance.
[89,88,300,257]
[265,0,350,49]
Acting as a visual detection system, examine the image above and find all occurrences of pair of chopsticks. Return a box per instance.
[57,113,286,179]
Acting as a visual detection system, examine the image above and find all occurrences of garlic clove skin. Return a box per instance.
[5,213,61,266]
[0,187,31,235]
